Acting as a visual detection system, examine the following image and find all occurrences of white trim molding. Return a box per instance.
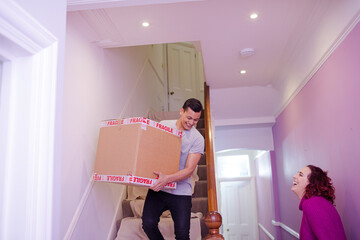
[214,116,276,128]
[272,220,299,239]
[67,0,205,11]
[63,179,94,240]
[258,223,275,240]
[0,0,56,57]
[0,1,58,240]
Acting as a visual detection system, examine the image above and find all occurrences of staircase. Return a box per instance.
[191,114,209,239]
[118,112,209,239]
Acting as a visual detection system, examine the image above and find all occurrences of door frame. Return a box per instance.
[215,149,260,240]
[0,2,57,239]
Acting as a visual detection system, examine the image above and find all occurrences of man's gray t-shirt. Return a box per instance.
[160,120,204,196]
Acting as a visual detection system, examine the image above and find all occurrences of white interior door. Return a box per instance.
[167,43,197,111]
[220,180,258,240]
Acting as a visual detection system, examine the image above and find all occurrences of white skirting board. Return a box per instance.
[272,220,299,239]
[258,223,275,240]
[63,180,94,240]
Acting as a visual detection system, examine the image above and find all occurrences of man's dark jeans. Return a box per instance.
[142,189,192,240]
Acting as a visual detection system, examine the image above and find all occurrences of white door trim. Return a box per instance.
[0,1,57,240]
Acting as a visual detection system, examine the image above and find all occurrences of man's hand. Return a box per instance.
[149,153,202,192]
[150,171,170,192]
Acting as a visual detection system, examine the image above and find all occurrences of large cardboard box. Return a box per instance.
[93,117,182,189]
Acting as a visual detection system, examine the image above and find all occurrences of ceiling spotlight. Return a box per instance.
[250,13,258,19]
[240,70,247,74]
[142,22,150,27]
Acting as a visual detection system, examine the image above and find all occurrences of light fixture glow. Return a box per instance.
[250,13,258,19]
[240,70,247,74]
[142,22,150,27]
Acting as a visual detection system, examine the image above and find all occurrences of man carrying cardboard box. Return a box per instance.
[142,98,205,240]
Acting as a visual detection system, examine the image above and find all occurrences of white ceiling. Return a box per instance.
[67,0,360,121]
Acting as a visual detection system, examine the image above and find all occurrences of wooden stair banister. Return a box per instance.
[204,84,224,239]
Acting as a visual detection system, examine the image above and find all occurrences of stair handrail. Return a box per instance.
[204,84,224,239]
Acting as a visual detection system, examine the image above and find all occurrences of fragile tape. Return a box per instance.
[100,117,182,138]
[93,173,177,189]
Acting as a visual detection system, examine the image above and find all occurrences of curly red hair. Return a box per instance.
[305,165,335,204]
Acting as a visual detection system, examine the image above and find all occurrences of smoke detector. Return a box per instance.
[240,48,255,57]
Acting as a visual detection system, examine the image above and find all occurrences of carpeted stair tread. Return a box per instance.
[192,180,208,198]
[199,153,206,165]
[122,200,133,218]
[196,119,205,129]
[200,217,209,239]
[120,111,210,240]
[198,128,205,138]
[197,165,207,180]
[191,197,208,215]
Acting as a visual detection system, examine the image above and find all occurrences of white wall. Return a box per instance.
[210,85,275,153]
[215,125,274,152]
[62,12,166,239]
[210,85,279,121]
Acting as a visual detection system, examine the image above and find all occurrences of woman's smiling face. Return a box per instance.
[292,166,311,199]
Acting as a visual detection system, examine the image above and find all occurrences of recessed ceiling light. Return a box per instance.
[142,22,150,27]
[250,13,258,19]
[240,70,247,74]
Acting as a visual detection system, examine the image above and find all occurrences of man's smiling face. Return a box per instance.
[177,107,201,131]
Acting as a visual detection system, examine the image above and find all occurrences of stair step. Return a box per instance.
[191,197,209,239]
[120,111,209,239]
[197,128,205,138]
[122,199,134,218]
[191,197,208,215]
[123,197,209,216]
[196,119,205,129]
[123,197,209,217]
[197,165,207,180]
[199,153,206,165]
[192,180,208,198]
[200,216,209,239]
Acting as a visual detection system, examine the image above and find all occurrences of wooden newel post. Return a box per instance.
[205,211,224,239]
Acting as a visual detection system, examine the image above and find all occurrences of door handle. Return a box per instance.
[170,91,175,95]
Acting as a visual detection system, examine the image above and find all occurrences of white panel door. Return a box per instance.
[167,43,196,111]
[220,180,258,240]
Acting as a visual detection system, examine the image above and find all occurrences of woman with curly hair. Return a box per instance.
[291,165,346,240]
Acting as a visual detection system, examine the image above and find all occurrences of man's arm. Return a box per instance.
[150,153,202,192]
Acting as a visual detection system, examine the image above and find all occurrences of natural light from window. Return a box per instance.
[0,61,2,103]
[217,154,250,178]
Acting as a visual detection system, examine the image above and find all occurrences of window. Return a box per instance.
[217,154,250,178]
[0,61,2,102]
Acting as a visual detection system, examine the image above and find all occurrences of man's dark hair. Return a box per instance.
[182,98,203,113]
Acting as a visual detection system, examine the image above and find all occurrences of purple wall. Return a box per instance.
[272,22,360,239]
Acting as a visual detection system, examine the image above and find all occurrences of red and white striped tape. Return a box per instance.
[100,117,182,138]
[93,173,177,189]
